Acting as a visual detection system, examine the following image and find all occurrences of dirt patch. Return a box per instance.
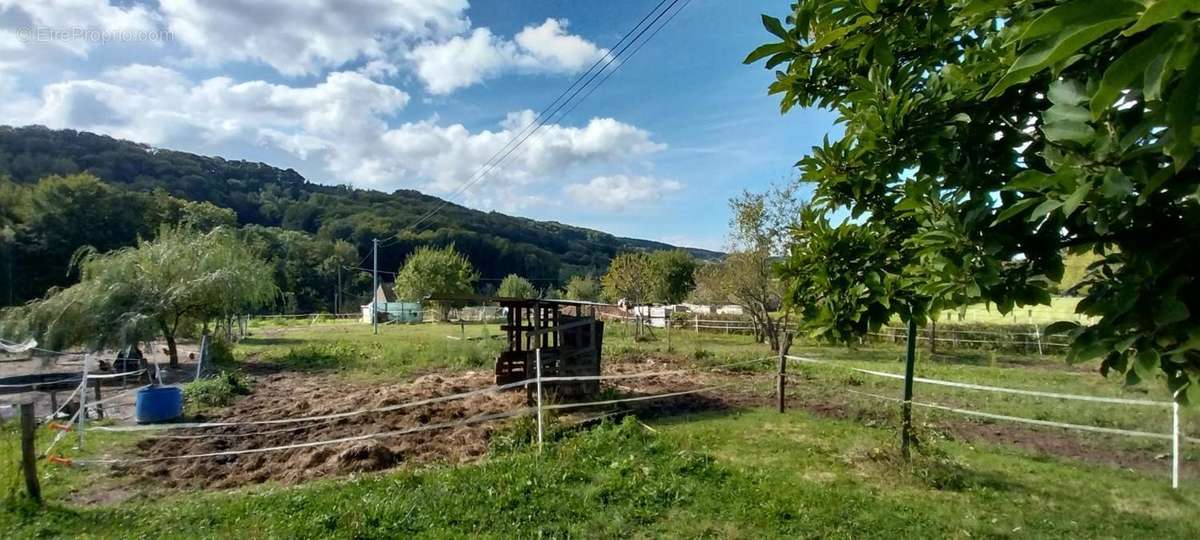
[118,360,743,490]
[123,370,523,489]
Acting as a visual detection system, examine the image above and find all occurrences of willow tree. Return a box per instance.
[750,1,1200,402]
[1,227,276,367]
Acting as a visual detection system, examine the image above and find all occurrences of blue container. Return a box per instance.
[135,386,183,424]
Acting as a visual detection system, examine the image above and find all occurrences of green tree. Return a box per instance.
[749,1,1200,402]
[1,227,276,367]
[563,275,602,302]
[602,252,656,306]
[648,250,697,304]
[497,274,538,299]
[394,244,479,320]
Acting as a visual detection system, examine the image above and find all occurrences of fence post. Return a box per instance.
[77,354,88,450]
[694,314,699,333]
[901,317,917,460]
[196,334,210,381]
[929,321,937,355]
[536,347,544,453]
[777,343,787,413]
[1173,401,1181,489]
[92,379,104,420]
[666,314,672,352]
[20,402,41,504]
[1034,324,1044,356]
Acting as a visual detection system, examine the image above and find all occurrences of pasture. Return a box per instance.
[3,319,1197,539]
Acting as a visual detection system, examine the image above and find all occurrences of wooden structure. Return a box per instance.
[429,296,605,401]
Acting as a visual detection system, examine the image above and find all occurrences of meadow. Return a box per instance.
[3,318,1196,539]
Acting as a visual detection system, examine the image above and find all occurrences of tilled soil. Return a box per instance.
[120,357,749,490]
[126,370,525,489]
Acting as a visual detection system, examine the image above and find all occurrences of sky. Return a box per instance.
[0,0,839,251]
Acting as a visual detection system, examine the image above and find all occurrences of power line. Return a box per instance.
[378,0,686,249]
[557,0,694,124]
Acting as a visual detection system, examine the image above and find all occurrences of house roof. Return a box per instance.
[377,283,398,302]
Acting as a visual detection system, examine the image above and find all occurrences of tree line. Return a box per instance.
[0,125,719,313]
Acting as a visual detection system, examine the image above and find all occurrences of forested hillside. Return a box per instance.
[0,125,719,312]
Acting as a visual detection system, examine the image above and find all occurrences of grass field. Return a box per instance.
[3,320,1197,538]
[934,297,1093,324]
[4,412,1196,538]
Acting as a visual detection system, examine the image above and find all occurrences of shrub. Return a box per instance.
[184,371,252,409]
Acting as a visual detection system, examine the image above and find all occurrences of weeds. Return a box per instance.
[184,371,252,409]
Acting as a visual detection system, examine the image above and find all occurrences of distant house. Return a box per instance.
[715,305,746,316]
[361,283,423,324]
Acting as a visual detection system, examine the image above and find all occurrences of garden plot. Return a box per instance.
[114,358,751,490]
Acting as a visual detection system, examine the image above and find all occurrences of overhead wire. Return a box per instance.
[377,0,687,249]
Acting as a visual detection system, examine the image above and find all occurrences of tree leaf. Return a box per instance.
[1042,119,1096,144]
[1048,80,1089,105]
[1016,0,1140,44]
[744,42,790,64]
[1062,180,1091,216]
[1044,320,1080,335]
[762,15,789,41]
[1123,0,1198,36]
[992,197,1041,225]
[1028,198,1063,222]
[1091,24,1180,116]
[1100,169,1133,198]
[987,12,1139,98]
[1167,52,1200,170]
[1155,296,1190,326]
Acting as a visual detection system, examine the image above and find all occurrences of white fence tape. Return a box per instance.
[543,385,725,411]
[75,408,535,465]
[90,356,772,433]
[847,389,1199,443]
[785,355,1171,407]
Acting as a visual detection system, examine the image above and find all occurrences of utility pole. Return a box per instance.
[335,264,341,317]
[372,238,379,336]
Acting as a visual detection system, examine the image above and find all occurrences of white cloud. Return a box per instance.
[564,175,684,211]
[3,67,665,210]
[158,0,469,76]
[0,0,165,70]
[513,18,606,72]
[28,66,409,156]
[409,18,606,94]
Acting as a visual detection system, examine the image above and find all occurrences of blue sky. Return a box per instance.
[0,0,838,251]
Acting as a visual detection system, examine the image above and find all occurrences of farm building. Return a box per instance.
[361,283,423,324]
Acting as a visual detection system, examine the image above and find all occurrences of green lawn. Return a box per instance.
[5,321,1195,538]
[4,411,1196,538]
[934,297,1094,324]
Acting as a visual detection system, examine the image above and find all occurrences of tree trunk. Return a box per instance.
[165,333,179,369]
[159,319,180,369]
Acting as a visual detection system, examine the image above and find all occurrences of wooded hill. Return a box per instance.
[0,125,719,312]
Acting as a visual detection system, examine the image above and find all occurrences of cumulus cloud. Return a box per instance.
[409,18,607,94]
[0,0,166,70]
[158,0,468,76]
[564,175,684,211]
[4,66,665,210]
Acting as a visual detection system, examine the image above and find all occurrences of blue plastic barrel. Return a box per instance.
[135,386,183,424]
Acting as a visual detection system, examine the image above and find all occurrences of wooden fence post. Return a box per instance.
[777,344,787,413]
[92,380,104,420]
[20,402,42,504]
